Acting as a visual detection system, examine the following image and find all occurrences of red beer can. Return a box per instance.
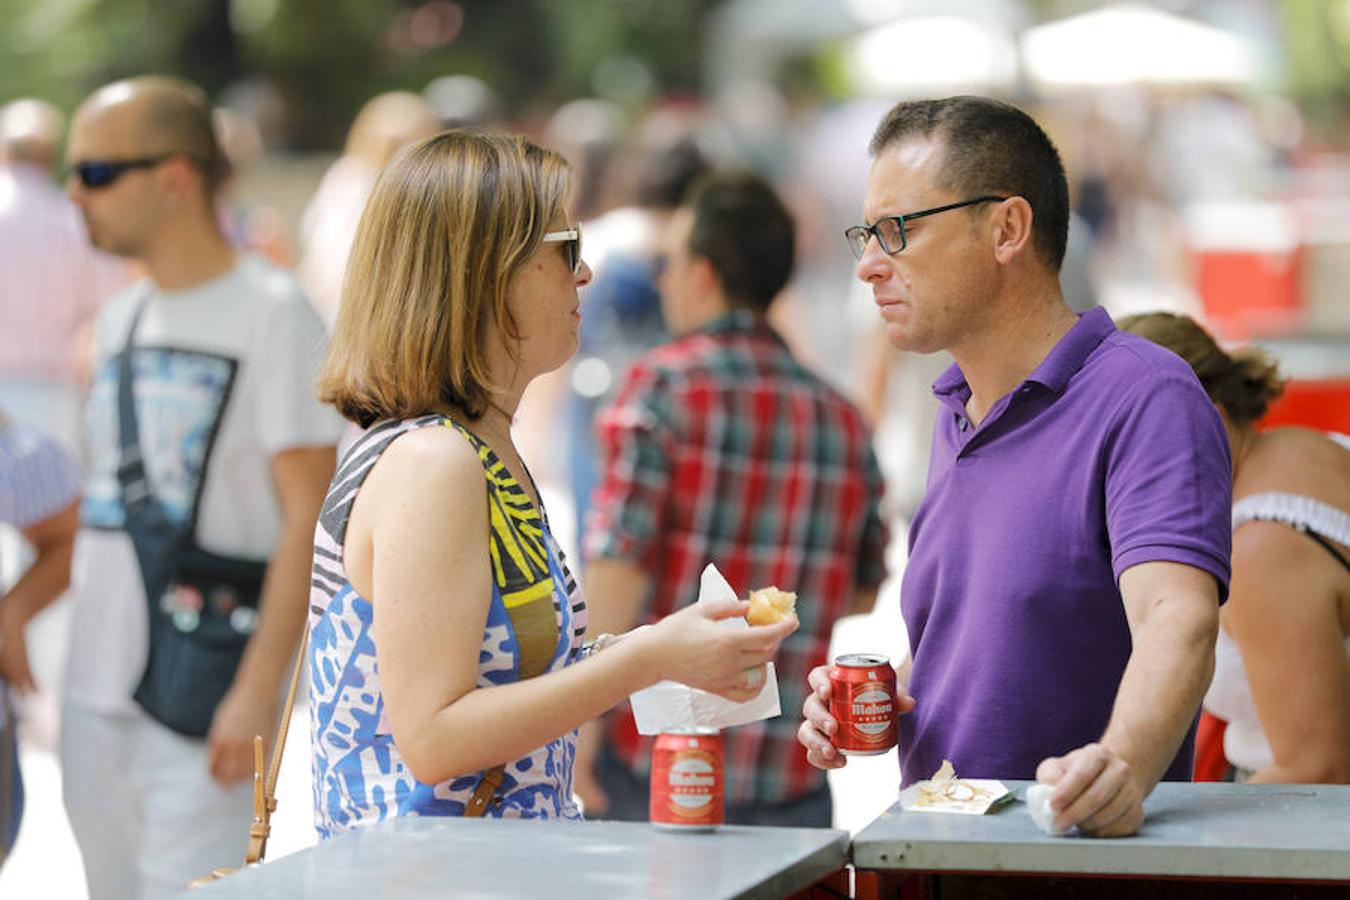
[829,653,898,755]
[649,728,724,830]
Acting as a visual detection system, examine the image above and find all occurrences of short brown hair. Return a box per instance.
[92,76,229,195]
[1116,312,1286,426]
[317,130,572,427]
[870,96,1069,271]
[683,171,794,313]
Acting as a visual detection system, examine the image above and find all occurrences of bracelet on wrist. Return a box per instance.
[581,632,617,659]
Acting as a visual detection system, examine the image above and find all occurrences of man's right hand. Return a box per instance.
[797,663,914,770]
[0,605,36,693]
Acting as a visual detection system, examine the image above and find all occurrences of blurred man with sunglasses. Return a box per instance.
[580,171,889,827]
[59,76,341,897]
[798,97,1232,839]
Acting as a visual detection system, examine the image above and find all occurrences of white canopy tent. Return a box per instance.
[844,14,1021,96]
[1021,3,1266,91]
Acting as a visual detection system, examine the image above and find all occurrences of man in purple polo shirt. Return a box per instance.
[798,97,1231,838]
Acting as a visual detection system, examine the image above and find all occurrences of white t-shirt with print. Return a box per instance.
[64,255,344,715]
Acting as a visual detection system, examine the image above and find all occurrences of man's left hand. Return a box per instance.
[207,685,277,787]
[1035,742,1146,837]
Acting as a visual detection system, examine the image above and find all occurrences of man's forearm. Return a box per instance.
[3,504,79,624]
[1101,603,1217,789]
[584,557,651,635]
[233,520,312,697]
[2,540,73,624]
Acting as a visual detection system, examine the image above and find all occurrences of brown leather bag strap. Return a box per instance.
[243,625,309,865]
[464,765,506,818]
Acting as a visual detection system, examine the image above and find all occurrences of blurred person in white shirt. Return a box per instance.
[0,98,130,455]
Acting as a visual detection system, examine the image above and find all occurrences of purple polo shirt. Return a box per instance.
[897,307,1231,787]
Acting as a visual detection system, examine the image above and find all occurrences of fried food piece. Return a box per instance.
[746,586,798,625]
[915,759,994,808]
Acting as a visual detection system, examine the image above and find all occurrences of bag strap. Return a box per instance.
[114,291,155,511]
[464,765,506,818]
[113,287,217,540]
[243,624,308,865]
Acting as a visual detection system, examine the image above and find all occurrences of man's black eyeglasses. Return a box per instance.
[71,156,174,189]
[542,225,583,274]
[844,196,1009,259]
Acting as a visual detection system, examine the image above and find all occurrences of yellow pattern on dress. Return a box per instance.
[448,420,554,610]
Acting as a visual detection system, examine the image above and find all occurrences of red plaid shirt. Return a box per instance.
[585,311,889,808]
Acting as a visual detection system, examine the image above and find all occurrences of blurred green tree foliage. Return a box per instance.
[4,1,1343,149]
[0,0,716,149]
[1280,0,1350,139]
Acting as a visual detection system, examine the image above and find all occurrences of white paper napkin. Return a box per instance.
[1025,782,1073,835]
[629,563,782,735]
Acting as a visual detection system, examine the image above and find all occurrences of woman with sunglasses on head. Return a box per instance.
[1118,312,1350,785]
[310,130,797,835]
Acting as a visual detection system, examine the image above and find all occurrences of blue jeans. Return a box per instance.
[1,703,23,859]
[592,741,832,827]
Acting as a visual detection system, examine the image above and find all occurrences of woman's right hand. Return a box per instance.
[640,596,798,703]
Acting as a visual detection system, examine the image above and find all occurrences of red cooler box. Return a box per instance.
[1257,338,1350,434]
[1186,202,1302,340]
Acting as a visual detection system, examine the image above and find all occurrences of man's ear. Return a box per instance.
[991,197,1034,265]
[160,155,201,208]
[689,255,719,299]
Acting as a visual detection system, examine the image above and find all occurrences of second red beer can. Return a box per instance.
[649,728,724,830]
[829,653,899,755]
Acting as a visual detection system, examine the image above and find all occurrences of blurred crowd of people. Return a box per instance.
[0,61,1346,900]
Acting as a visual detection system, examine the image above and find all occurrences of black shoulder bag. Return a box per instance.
[116,297,269,738]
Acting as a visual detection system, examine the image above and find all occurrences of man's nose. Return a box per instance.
[65,173,86,204]
[854,235,892,282]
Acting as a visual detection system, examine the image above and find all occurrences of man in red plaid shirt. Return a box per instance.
[578,171,889,826]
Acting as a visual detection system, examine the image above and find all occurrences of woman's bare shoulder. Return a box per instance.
[361,423,485,514]
[1239,427,1350,506]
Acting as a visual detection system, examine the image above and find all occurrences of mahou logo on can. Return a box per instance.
[830,653,898,755]
[650,728,724,830]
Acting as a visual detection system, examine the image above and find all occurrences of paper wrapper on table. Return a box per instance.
[898,760,1012,815]
[629,563,782,736]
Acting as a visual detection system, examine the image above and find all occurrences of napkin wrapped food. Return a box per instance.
[628,563,782,735]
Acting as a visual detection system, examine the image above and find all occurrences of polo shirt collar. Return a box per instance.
[932,306,1115,400]
[1026,306,1114,393]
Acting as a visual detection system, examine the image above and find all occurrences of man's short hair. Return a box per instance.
[870,96,1069,271]
[98,76,230,196]
[684,171,794,312]
[635,139,708,210]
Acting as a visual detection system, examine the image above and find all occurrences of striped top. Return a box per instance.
[308,414,586,838]
[0,421,79,528]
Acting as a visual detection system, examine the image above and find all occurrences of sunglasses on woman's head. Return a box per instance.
[542,225,583,274]
[70,155,173,189]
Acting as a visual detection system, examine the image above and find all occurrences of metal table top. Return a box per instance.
[851,780,1350,881]
[184,816,850,899]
